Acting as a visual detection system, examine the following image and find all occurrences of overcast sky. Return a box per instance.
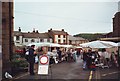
[14,0,119,35]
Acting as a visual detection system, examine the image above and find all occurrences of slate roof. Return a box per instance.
[69,35,86,41]
[14,31,51,38]
[49,30,68,35]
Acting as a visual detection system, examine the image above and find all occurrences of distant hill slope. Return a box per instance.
[73,33,106,41]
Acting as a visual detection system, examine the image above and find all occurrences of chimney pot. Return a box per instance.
[50,28,52,30]
[33,28,35,33]
[36,30,39,33]
[62,29,64,31]
[18,27,21,32]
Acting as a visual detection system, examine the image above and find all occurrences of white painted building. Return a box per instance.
[68,35,88,46]
[14,31,53,46]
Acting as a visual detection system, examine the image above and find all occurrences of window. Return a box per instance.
[25,39,28,42]
[37,41,39,43]
[58,35,61,38]
[63,35,66,38]
[31,39,35,42]
[63,40,66,43]
[40,39,44,42]
[16,36,19,40]
[69,40,72,44]
[16,42,20,43]
[47,39,50,42]
[58,39,61,43]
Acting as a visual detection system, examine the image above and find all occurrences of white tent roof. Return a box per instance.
[80,40,117,48]
[75,46,83,48]
[27,42,61,49]
[60,45,73,48]
[117,42,120,46]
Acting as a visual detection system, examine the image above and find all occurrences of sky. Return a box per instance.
[14,0,119,35]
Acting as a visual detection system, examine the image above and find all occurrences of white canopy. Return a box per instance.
[80,40,117,48]
[117,42,120,46]
[27,42,61,49]
[60,45,73,48]
[75,46,83,48]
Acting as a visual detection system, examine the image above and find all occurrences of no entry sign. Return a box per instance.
[38,55,49,75]
[39,55,49,65]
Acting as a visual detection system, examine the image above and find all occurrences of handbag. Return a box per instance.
[35,56,38,63]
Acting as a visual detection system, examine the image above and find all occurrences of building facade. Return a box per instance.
[47,28,69,45]
[14,28,88,46]
[14,28,53,46]
[68,35,88,46]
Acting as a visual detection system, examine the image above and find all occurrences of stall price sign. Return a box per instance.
[38,55,49,75]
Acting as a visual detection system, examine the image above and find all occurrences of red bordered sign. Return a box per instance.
[39,55,49,65]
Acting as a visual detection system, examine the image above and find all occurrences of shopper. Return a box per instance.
[28,45,35,75]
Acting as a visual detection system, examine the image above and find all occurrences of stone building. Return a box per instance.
[1,1,14,79]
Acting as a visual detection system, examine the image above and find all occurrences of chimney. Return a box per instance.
[18,27,21,32]
[50,28,52,30]
[33,28,35,33]
[62,29,64,31]
[48,30,50,32]
[36,30,39,33]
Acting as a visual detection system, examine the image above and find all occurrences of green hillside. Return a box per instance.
[74,33,106,41]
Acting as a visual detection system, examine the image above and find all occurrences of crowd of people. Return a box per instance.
[35,46,81,64]
[24,45,119,75]
[81,48,119,71]
[24,45,81,75]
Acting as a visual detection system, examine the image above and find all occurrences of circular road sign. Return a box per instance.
[39,55,49,65]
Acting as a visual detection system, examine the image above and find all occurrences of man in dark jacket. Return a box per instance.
[57,48,62,63]
[83,50,88,70]
[28,45,35,75]
[87,49,92,70]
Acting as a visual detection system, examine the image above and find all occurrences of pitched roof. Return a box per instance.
[49,30,68,35]
[23,33,51,38]
[14,31,23,36]
[69,35,86,41]
[14,31,51,38]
